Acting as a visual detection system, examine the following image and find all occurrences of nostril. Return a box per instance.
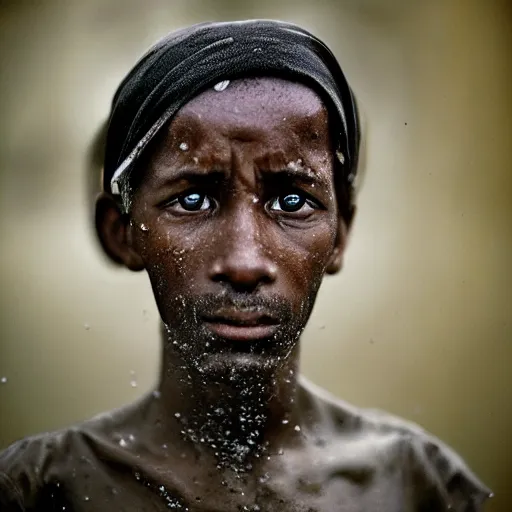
[209,256,277,290]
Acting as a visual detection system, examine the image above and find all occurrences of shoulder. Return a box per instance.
[299,377,493,511]
[0,428,73,510]
[0,402,136,511]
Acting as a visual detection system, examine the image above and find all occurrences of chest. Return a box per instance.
[48,461,407,512]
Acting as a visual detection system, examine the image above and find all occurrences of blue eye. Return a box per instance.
[279,194,305,212]
[167,192,212,212]
[268,193,313,213]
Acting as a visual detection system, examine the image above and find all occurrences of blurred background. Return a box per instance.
[0,0,510,510]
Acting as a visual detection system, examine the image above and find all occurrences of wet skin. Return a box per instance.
[95,77,352,510]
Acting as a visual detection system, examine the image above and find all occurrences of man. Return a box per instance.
[0,20,491,511]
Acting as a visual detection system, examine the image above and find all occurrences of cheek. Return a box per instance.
[268,223,338,291]
[134,223,202,292]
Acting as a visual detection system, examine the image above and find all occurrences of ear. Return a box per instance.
[325,206,356,275]
[95,192,145,271]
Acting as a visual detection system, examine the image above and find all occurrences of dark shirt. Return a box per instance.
[0,380,491,511]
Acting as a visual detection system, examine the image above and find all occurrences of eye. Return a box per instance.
[268,193,318,214]
[166,191,214,212]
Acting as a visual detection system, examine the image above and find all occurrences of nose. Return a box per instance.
[208,208,278,292]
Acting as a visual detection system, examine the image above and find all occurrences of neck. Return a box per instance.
[152,330,303,472]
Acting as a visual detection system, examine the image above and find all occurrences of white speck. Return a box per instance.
[174,412,181,418]
[119,438,127,447]
[253,47,262,53]
[252,196,259,203]
[193,157,199,164]
[130,371,137,388]
[294,425,301,431]
[140,223,149,232]
[336,150,345,165]
[84,496,90,501]
[179,142,189,151]
[214,80,230,92]
[286,159,305,172]
[1,377,7,384]
[282,419,289,424]
[84,323,90,330]
[128,434,135,441]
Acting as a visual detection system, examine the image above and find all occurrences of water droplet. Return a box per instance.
[179,142,189,151]
[214,80,230,92]
[128,434,135,441]
[84,323,90,330]
[130,371,137,388]
[336,150,345,164]
[281,419,289,424]
[0,377,7,384]
[83,496,90,501]
[119,438,127,447]
[140,223,149,232]
[174,412,181,418]
[294,425,301,432]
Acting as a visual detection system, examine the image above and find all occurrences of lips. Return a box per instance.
[203,310,279,341]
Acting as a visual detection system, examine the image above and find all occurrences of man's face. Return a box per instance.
[127,77,346,377]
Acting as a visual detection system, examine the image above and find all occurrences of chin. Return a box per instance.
[195,352,284,383]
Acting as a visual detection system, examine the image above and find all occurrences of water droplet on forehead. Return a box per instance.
[179,142,189,151]
[214,80,230,92]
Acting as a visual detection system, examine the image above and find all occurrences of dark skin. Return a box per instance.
[96,77,352,510]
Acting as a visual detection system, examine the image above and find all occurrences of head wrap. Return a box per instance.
[103,19,361,204]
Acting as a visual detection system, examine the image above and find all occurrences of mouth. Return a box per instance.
[202,310,279,342]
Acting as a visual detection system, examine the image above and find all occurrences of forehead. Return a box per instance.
[167,77,330,146]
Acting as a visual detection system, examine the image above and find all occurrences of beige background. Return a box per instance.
[0,0,510,510]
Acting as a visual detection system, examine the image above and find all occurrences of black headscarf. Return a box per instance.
[103,19,360,206]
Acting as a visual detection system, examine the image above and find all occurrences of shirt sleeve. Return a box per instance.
[407,433,493,512]
[0,438,46,511]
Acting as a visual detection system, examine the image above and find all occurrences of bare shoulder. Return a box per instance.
[298,377,493,511]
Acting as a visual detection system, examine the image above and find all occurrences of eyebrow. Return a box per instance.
[151,167,227,187]
[260,168,326,188]
[149,164,327,189]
